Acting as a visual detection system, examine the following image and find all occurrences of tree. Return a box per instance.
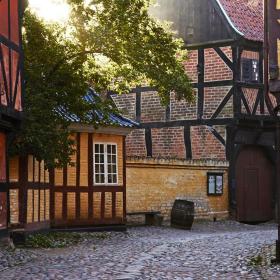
[13,0,192,167]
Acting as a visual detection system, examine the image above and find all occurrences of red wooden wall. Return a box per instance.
[0,0,24,231]
[0,0,23,112]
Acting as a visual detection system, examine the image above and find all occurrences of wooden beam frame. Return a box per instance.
[197,48,205,119]
[211,88,234,119]
[145,128,153,157]
[88,133,93,219]
[184,126,192,159]
[232,46,242,116]
[140,118,234,129]
[206,126,226,147]
[214,47,233,70]
[75,133,81,220]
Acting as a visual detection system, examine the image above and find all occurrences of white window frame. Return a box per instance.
[93,142,118,185]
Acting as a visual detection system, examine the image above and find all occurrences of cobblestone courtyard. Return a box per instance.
[0,221,279,280]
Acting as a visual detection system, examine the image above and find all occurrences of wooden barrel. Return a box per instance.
[171,200,194,230]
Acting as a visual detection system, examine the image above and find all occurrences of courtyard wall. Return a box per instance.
[126,157,229,223]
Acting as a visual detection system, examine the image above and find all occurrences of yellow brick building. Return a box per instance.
[126,158,229,223]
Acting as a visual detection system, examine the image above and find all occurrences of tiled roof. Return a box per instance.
[218,0,263,42]
[56,89,138,128]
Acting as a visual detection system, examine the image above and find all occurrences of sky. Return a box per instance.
[28,0,70,23]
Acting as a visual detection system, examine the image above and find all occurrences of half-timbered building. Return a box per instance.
[50,90,137,229]
[8,90,137,231]
[0,0,24,236]
[113,0,276,223]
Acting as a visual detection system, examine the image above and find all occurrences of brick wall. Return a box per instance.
[204,86,233,118]
[241,50,262,115]
[126,158,229,222]
[152,127,185,159]
[126,129,146,157]
[170,90,197,120]
[112,93,136,120]
[204,47,232,82]
[191,126,226,161]
[183,50,198,82]
[113,46,263,161]
[141,91,166,122]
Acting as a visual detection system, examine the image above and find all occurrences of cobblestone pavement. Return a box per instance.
[0,221,278,280]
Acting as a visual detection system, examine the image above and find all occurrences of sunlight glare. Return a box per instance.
[28,0,70,23]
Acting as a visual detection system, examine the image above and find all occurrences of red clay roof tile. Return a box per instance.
[218,0,263,42]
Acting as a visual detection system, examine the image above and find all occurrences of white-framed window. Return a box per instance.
[94,143,118,185]
[207,172,223,196]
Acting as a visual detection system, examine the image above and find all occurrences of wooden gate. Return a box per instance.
[236,145,274,222]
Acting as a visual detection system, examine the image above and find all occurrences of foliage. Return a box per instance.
[67,0,193,104]
[24,232,110,248]
[13,0,193,167]
[13,11,116,168]
[249,255,263,266]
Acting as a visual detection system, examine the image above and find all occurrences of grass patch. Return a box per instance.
[249,255,263,266]
[24,232,111,249]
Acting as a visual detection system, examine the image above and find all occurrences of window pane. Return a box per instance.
[112,174,117,183]
[95,154,100,163]
[216,176,223,194]
[112,155,116,164]
[107,145,112,154]
[100,145,104,153]
[208,176,215,194]
[112,145,116,154]
[113,165,117,173]
[108,155,111,164]
[100,154,104,163]
[95,174,100,183]
[100,164,104,173]
[108,174,112,183]
[101,174,105,183]
[108,165,112,173]
[95,164,99,173]
[95,144,100,153]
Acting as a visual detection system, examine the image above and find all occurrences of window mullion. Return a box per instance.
[215,176,217,194]
[104,144,108,184]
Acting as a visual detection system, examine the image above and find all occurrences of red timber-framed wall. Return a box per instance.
[0,0,24,235]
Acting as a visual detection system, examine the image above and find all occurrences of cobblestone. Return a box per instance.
[0,221,278,279]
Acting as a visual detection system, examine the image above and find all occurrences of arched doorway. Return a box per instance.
[235,145,274,223]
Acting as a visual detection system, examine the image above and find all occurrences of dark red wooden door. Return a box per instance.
[236,145,274,222]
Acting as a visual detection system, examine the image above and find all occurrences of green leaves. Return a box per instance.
[13,1,193,167]
[67,0,193,103]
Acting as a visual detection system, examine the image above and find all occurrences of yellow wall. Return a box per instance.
[55,133,124,187]
[9,155,50,227]
[53,132,125,224]
[126,158,229,221]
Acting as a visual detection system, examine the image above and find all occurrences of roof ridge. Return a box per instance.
[217,0,263,42]
[215,0,244,37]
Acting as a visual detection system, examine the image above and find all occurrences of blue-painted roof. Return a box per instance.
[56,89,138,128]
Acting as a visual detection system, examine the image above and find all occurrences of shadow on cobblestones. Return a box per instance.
[0,220,278,280]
